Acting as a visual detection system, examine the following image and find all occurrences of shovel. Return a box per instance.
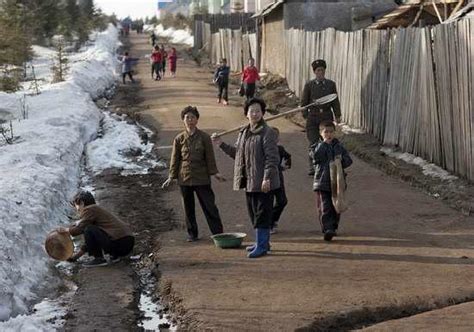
[213,93,338,138]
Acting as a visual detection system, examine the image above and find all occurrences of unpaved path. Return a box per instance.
[126,32,474,331]
[64,80,172,330]
[359,301,474,331]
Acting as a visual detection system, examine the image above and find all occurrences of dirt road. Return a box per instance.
[138,32,474,330]
[66,32,474,331]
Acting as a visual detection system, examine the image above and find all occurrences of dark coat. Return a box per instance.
[301,78,341,128]
[214,65,230,85]
[277,145,291,184]
[310,138,352,192]
[219,121,280,192]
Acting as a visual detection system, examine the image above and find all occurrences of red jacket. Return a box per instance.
[151,51,162,63]
[242,66,260,84]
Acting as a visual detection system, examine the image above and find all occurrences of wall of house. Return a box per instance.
[244,0,256,12]
[261,6,285,75]
[256,0,275,12]
[283,0,397,31]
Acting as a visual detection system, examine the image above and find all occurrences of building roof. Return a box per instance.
[368,0,464,29]
[251,0,284,18]
[443,2,474,23]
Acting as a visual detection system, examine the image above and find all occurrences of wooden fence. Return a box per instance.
[194,13,255,53]
[285,19,473,181]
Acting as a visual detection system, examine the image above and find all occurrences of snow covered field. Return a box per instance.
[0,23,163,330]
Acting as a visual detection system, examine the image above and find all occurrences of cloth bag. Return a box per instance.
[329,155,348,213]
[238,83,245,96]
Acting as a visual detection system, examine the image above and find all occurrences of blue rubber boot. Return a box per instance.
[246,242,271,252]
[246,229,256,252]
[248,228,270,258]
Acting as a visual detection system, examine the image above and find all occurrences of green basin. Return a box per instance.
[211,232,247,249]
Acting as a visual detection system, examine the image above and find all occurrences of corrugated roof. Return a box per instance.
[251,0,285,18]
[443,2,474,24]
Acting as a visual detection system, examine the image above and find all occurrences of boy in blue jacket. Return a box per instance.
[120,52,139,84]
[310,121,352,241]
[213,58,230,105]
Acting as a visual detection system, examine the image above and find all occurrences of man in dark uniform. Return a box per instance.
[301,59,341,175]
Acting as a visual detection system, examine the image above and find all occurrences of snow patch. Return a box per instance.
[381,147,458,181]
[0,280,76,332]
[152,24,193,47]
[86,112,165,175]
[340,123,365,134]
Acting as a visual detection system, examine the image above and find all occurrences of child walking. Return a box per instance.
[213,58,230,105]
[150,45,162,81]
[270,127,291,234]
[160,45,168,78]
[120,52,138,84]
[168,47,177,77]
[310,121,352,241]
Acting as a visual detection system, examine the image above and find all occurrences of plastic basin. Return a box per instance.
[211,232,247,249]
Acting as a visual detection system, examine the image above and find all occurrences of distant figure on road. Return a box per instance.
[270,127,291,234]
[58,191,135,267]
[168,47,177,77]
[301,59,341,176]
[150,31,157,46]
[150,45,162,81]
[241,58,260,100]
[162,106,226,242]
[310,121,352,241]
[120,52,138,84]
[213,58,230,106]
[160,45,168,78]
[212,98,280,258]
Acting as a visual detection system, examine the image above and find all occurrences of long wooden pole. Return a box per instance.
[214,93,338,138]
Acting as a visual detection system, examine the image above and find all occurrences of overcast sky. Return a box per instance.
[95,0,158,19]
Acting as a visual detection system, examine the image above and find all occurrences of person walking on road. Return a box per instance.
[160,45,168,78]
[241,58,260,100]
[162,106,226,242]
[119,52,138,84]
[212,98,280,258]
[150,45,162,81]
[310,121,352,241]
[168,47,177,77]
[301,59,341,176]
[214,58,230,105]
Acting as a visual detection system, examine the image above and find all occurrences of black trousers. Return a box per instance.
[84,225,135,258]
[151,63,162,79]
[271,184,288,228]
[244,82,256,100]
[315,191,340,233]
[246,192,273,229]
[180,185,223,238]
[122,72,133,84]
[217,81,228,101]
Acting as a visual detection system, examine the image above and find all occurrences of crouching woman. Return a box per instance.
[212,98,280,258]
[59,191,135,267]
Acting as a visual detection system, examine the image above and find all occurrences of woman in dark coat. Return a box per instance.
[212,98,280,258]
